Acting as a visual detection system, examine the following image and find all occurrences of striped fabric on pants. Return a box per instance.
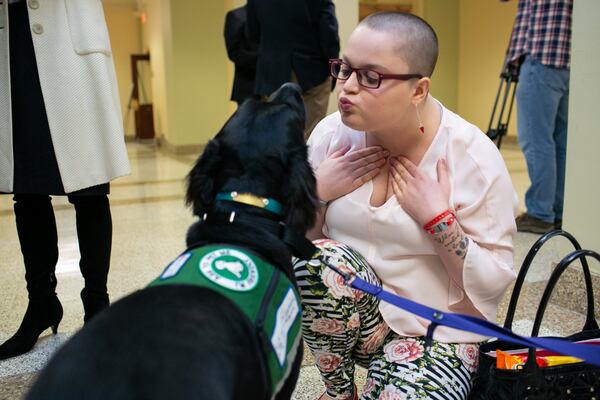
[294,239,479,400]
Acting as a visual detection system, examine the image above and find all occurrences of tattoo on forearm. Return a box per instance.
[433,223,470,260]
[454,236,469,259]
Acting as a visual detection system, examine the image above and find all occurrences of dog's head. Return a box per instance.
[186,83,318,236]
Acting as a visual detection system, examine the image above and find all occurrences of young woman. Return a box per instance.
[294,12,518,400]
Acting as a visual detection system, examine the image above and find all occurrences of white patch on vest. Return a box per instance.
[198,249,259,291]
[271,287,300,367]
[160,253,192,280]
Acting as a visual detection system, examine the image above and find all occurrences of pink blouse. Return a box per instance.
[308,101,518,343]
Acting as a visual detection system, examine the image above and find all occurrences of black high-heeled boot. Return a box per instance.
[80,289,109,324]
[0,296,63,360]
[0,195,64,360]
[70,195,113,323]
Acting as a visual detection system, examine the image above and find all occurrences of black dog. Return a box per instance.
[26,83,318,400]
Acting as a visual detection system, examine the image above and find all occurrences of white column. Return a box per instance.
[563,0,600,270]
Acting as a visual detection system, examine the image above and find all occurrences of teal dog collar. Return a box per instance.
[215,192,284,216]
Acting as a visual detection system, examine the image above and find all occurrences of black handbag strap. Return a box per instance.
[521,249,600,368]
[503,230,595,330]
[531,249,599,337]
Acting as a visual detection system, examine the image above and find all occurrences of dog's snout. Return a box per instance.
[267,83,304,112]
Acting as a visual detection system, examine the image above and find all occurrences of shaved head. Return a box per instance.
[360,12,438,77]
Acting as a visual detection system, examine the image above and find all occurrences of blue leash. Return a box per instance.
[324,263,600,368]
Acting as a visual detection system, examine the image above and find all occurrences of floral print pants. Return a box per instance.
[293,240,479,400]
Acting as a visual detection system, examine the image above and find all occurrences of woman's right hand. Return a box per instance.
[315,145,388,202]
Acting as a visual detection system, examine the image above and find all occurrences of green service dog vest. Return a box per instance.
[148,245,302,398]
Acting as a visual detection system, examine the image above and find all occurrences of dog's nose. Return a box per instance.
[267,83,303,107]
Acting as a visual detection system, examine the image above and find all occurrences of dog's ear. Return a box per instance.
[284,148,319,234]
[186,139,222,216]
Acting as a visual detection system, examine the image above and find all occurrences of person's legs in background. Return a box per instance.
[516,57,570,233]
[0,194,63,360]
[302,77,332,140]
[68,194,113,323]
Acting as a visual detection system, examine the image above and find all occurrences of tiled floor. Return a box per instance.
[0,141,583,400]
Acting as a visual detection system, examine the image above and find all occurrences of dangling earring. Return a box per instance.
[415,103,425,134]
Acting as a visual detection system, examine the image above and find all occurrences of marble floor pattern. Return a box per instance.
[0,141,589,399]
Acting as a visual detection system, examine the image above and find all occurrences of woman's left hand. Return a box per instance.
[390,157,451,226]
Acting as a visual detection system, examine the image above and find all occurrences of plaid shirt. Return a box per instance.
[507,0,573,69]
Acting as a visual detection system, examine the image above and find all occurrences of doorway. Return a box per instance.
[130,53,155,140]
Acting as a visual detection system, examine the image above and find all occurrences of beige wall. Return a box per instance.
[327,0,359,114]
[334,0,359,47]
[563,0,600,270]
[168,1,231,146]
[141,0,174,142]
[104,2,143,138]
[141,0,230,148]
[457,0,517,134]
[423,0,459,112]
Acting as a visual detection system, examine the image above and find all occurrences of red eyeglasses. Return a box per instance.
[329,59,423,89]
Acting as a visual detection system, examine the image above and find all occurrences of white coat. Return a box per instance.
[0,0,130,193]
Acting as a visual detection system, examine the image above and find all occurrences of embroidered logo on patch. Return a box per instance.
[199,249,259,291]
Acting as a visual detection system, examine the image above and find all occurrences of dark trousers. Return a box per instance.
[13,194,113,302]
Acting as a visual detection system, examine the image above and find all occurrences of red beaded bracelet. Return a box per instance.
[423,210,454,230]
[426,215,456,235]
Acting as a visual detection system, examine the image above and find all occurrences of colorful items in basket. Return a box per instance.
[491,338,600,370]
[496,349,581,369]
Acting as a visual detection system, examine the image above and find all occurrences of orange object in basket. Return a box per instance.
[496,349,582,369]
